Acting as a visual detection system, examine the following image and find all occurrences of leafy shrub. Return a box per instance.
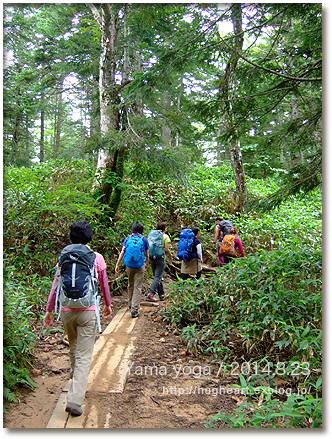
[206,391,322,428]
[3,364,38,406]
[116,164,237,237]
[164,246,322,362]
[3,265,42,404]
[205,373,322,428]
[164,239,322,428]
[3,159,102,275]
[3,158,322,422]
[3,159,132,404]
[238,188,322,254]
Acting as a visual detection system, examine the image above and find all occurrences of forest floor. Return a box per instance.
[3,274,241,429]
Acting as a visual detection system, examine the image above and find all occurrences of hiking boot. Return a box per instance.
[146,293,158,303]
[66,402,83,416]
[131,310,139,318]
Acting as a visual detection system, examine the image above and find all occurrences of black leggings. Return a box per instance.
[223,256,236,264]
[181,271,202,280]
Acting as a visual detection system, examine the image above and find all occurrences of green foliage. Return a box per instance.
[3,265,40,404]
[3,364,38,406]
[3,158,322,428]
[162,179,321,428]
[164,246,322,361]
[3,159,102,274]
[3,158,102,405]
[115,163,237,240]
[249,151,322,212]
[205,372,322,428]
[242,186,322,253]
[206,391,322,428]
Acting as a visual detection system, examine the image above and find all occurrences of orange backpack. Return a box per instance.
[219,235,238,257]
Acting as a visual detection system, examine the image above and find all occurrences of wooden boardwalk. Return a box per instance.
[46,306,152,428]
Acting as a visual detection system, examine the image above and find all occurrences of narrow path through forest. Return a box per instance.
[4,274,240,429]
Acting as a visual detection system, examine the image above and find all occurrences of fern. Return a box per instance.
[3,363,37,405]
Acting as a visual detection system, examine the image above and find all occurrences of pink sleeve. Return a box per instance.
[95,253,112,306]
[46,266,60,312]
[234,237,245,257]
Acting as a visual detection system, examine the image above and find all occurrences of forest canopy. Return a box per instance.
[3,2,322,214]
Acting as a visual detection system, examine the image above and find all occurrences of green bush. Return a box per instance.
[206,391,322,428]
[163,183,322,428]
[164,247,322,363]
[3,159,322,424]
[3,159,104,272]
[3,265,42,404]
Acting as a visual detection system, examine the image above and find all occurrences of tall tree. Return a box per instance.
[87,3,126,216]
[220,3,247,212]
[86,3,201,217]
[161,3,321,209]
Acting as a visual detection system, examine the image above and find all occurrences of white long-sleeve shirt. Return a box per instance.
[196,243,203,262]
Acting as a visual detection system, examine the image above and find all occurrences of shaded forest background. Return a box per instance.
[3,3,322,427]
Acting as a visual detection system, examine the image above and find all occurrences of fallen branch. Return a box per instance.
[201,264,216,273]
[150,396,161,405]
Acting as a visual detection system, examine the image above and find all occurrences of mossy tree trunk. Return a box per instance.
[88,3,126,219]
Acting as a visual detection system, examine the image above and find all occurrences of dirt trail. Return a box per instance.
[3,277,238,429]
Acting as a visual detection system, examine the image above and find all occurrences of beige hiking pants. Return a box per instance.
[126,265,144,311]
[61,310,97,406]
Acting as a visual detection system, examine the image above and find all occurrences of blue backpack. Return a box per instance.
[148,230,164,259]
[123,234,145,268]
[176,229,197,262]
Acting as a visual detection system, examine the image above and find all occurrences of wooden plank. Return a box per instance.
[66,410,86,429]
[112,337,137,393]
[102,307,127,335]
[46,392,69,428]
[46,306,144,428]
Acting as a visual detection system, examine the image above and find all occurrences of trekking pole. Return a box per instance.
[95,295,102,333]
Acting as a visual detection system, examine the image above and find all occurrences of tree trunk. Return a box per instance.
[53,77,64,159]
[216,118,231,164]
[25,116,30,163]
[88,4,120,183]
[88,3,127,218]
[108,5,129,215]
[132,50,143,116]
[220,3,247,212]
[87,75,100,142]
[13,94,22,165]
[40,89,45,163]
[162,92,172,146]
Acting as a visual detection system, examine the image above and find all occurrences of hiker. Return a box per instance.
[178,226,203,280]
[212,216,223,248]
[115,221,149,318]
[43,220,112,417]
[219,226,245,264]
[146,221,173,302]
[213,217,233,263]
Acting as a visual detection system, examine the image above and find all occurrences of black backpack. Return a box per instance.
[219,220,233,239]
[54,244,101,331]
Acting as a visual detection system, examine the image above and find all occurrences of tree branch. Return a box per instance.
[219,33,322,82]
[86,3,102,30]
